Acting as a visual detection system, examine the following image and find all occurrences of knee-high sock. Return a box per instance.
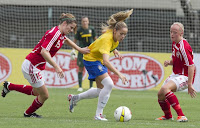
[8,83,36,96]
[25,96,43,115]
[165,91,184,116]
[96,77,113,116]
[158,99,172,118]
[77,87,101,101]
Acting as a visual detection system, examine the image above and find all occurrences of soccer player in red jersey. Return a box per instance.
[155,22,196,122]
[1,13,90,118]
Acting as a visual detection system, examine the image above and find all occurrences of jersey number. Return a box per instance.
[55,40,60,48]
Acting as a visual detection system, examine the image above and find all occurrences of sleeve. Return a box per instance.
[41,32,59,51]
[180,43,194,66]
[98,38,112,55]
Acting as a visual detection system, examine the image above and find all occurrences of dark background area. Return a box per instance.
[0,5,199,53]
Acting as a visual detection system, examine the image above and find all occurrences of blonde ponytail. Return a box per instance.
[102,9,133,32]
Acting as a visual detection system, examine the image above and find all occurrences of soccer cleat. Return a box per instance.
[77,88,83,92]
[155,116,174,120]
[177,116,188,122]
[94,114,108,121]
[68,94,77,113]
[1,81,10,98]
[24,113,42,118]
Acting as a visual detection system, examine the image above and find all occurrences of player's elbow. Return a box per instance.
[40,48,48,56]
[103,59,110,67]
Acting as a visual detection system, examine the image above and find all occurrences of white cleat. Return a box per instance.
[94,114,108,121]
[77,88,83,92]
[68,94,76,113]
[177,116,188,122]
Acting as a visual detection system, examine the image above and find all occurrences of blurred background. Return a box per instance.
[0,0,200,53]
[0,0,200,91]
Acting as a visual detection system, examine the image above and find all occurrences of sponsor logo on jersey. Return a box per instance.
[44,51,87,88]
[108,54,164,90]
[0,53,12,83]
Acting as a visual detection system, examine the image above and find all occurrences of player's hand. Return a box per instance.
[79,47,90,54]
[113,49,122,59]
[55,66,64,79]
[70,49,77,60]
[188,84,197,98]
[164,60,170,67]
[119,74,128,85]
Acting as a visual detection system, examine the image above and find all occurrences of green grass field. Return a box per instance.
[0,88,199,128]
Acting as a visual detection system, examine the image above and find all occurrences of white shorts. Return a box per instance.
[163,74,188,91]
[21,59,44,88]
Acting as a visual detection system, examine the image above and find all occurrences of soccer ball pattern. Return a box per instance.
[114,106,132,122]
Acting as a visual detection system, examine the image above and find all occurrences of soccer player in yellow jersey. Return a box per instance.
[68,9,133,121]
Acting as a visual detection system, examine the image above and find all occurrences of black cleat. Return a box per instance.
[1,81,10,98]
[24,113,42,118]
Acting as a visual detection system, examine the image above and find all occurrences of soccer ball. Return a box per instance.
[114,106,132,122]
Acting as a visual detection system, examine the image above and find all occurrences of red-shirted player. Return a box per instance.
[1,13,90,118]
[155,22,196,122]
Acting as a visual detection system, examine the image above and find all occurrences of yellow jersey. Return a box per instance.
[83,29,119,64]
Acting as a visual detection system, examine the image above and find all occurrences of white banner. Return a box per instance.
[193,53,200,92]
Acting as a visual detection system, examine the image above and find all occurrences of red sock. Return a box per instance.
[8,83,35,96]
[158,99,172,119]
[165,91,184,116]
[25,97,43,115]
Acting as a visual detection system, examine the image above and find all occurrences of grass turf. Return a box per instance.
[0,88,200,128]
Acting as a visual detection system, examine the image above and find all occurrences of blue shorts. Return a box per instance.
[83,60,108,81]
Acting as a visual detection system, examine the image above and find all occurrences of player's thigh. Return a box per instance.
[170,75,188,91]
[161,74,188,93]
[161,80,177,93]
[96,79,103,89]
[22,59,45,88]
[96,73,109,89]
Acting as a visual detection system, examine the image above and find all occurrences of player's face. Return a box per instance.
[170,25,183,43]
[81,18,89,29]
[63,22,77,35]
[114,27,128,42]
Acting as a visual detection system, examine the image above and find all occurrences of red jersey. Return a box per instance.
[26,26,66,70]
[172,39,194,76]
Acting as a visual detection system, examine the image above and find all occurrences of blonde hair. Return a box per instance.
[172,22,184,33]
[59,13,77,32]
[102,9,133,32]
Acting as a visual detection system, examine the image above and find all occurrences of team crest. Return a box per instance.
[98,65,103,72]
[89,29,92,33]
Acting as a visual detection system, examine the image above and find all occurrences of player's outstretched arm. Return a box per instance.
[64,37,90,54]
[41,48,64,78]
[103,53,128,85]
